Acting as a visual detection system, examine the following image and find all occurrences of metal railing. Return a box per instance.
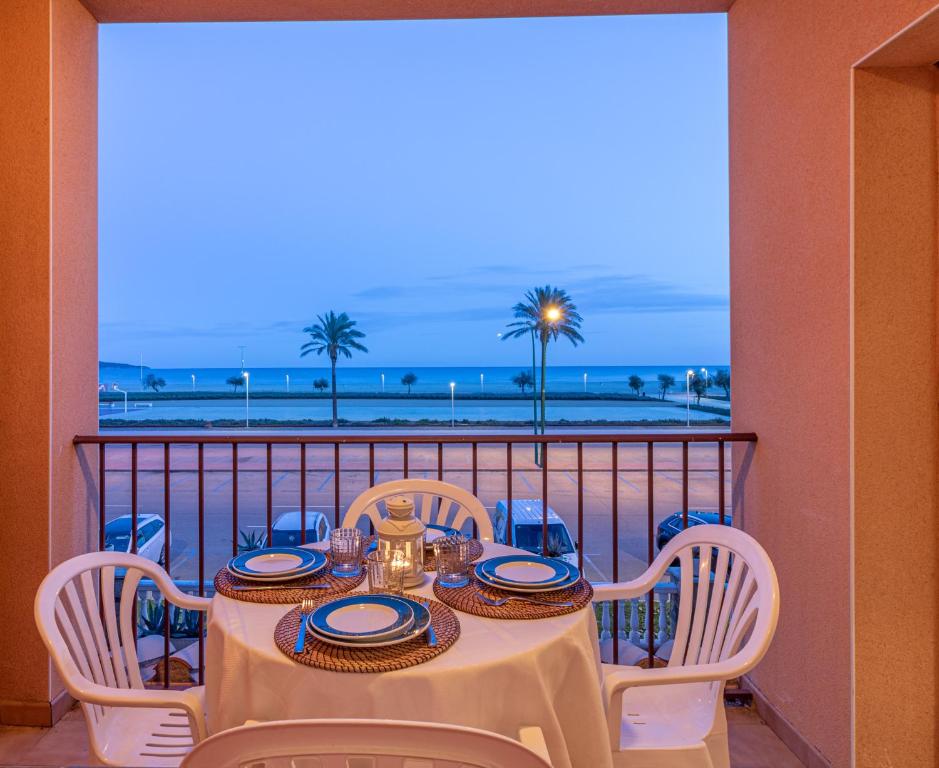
[73,431,757,685]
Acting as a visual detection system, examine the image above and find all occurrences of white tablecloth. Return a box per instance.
[206,543,613,768]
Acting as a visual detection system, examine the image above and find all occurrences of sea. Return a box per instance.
[99,364,729,396]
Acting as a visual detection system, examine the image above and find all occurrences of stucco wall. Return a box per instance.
[0,0,97,723]
[729,2,938,766]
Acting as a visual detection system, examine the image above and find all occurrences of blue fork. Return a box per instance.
[294,598,315,653]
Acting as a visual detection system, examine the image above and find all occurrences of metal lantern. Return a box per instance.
[376,496,426,587]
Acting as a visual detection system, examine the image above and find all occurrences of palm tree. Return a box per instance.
[300,311,368,427]
[504,286,583,445]
[512,370,534,393]
[313,378,328,393]
[226,374,245,393]
[401,372,417,394]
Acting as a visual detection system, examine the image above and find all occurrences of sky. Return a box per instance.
[99,14,729,369]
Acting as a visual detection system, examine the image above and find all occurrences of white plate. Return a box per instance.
[311,595,414,641]
[244,552,305,573]
[307,598,431,648]
[492,560,565,585]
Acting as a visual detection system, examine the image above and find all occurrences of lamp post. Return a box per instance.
[191,373,196,391]
[244,371,250,428]
[238,346,246,372]
[685,369,695,427]
[285,373,290,392]
[112,384,127,414]
[449,381,456,428]
[583,372,587,393]
[381,372,385,393]
[700,367,709,397]
[480,373,484,393]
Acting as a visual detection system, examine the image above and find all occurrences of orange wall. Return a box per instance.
[729,2,938,766]
[0,0,97,723]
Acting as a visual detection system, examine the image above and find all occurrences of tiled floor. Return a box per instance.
[0,705,804,767]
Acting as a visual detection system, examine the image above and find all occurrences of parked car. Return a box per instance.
[269,510,332,547]
[655,510,733,553]
[493,499,578,566]
[104,514,167,565]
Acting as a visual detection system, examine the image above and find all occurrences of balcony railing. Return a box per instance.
[73,431,757,686]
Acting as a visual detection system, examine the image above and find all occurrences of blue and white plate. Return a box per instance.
[227,547,326,582]
[424,523,459,548]
[310,594,414,641]
[475,558,580,594]
[307,596,431,648]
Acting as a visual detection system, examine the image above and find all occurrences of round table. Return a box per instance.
[205,542,613,768]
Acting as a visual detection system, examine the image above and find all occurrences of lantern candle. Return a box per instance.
[376,496,425,587]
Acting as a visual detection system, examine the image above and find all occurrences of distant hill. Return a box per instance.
[99,361,150,370]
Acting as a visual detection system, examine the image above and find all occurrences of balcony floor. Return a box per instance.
[0,704,803,767]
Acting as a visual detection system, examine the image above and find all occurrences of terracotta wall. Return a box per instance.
[0,0,97,724]
[852,65,937,767]
[729,2,938,766]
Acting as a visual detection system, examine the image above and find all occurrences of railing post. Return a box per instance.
[300,443,307,544]
[506,443,513,545]
[163,442,170,689]
[231,443,239,557]
[197,441,205,686]
[266,442,273,544]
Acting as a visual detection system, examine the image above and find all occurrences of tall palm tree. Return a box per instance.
[503,286,583,454]
[300,311,368,427]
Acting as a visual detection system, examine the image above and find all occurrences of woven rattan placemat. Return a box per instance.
[362,536,485,572]
[274,594,460,672]
[214,563,366,605]
[432,574,593,620]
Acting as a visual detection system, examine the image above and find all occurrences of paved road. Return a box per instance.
[92,440,743,585]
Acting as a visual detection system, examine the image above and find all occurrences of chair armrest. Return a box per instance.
[518,726,552,766]
[167,592,212,612]
[591,577,660,603]
[73,680,207,741]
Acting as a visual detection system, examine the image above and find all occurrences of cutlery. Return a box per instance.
[419,600,437,647]
[475,593,574,608]
[294,598,315,653]
[233,583,330,592]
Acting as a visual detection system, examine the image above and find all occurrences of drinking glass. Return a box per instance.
[433,534,471,588]
[366,550,406,596]
[329,528,364,578]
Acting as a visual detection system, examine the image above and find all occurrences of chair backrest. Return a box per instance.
[34,551,182,718]
[180,719,551,768]
[657,524,779,672]
[342,479,494,542]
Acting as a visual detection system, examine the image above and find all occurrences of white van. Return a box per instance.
[493,499,578,566]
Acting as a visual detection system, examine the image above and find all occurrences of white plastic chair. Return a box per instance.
[592,525,779,768]
[343,479,495,542]
[180,718,552,768]
[34,551,211,767]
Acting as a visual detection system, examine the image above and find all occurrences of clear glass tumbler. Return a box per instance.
[366,550,406,595]
[433,534,471,588]
[329,527,364,578]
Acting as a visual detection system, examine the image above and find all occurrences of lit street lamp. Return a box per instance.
[480,373,484,393]
[700,367,710,397]
[285,373,290,392]
[244,371,250,428]
[685,369,695,427]
[583,372,587,392]
[449,381,456,427]
[191,373,196,391]
[112,384,127,414]
[381,372,385,393]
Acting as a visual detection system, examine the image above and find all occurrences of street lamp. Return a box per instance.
[449,381,456,427]
[545,306,561,323]
[381,372,385,393]
[112,384,127,414]
[583,372,587,392]
[480,373,484,393]
[244,371,250,428]
[285,373,290,392]
[685,369,695,427]
[191,373,196,391]
[700,367,710,396]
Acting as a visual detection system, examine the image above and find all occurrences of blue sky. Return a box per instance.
[99,14,728,368]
